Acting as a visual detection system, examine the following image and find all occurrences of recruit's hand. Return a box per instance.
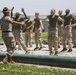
[11,7,14,11]
[21,8,25,13]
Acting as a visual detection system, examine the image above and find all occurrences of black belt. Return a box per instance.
[2,31,12,32]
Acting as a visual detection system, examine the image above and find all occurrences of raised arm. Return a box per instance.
[21,8,27,19]
[11,7,14,18]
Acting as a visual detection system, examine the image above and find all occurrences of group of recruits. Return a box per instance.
[0,7,76,64]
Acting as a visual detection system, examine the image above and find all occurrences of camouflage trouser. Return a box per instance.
[34,28,42,48]
[63,27,72,49]
[2,32,16,56]
[25,30,32,47]
[72,29,76,46]
[48,27,58,51]
[13,30,27,51]
[58,24,63,46]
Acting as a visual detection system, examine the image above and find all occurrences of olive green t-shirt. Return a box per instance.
[25,20,32,30]
[34,18,41,28]
[63,14,72,26]
[13,17,22,30]
[47,15,58,27]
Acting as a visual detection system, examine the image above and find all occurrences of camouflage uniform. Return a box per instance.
[25,19,33,47]
[34,18,43,50]
[47,15,58,55]
[13,17,27,53]
[71,19,76,47]
[0,15,16,63]
[62,14,73,52]
[57,15,63,47]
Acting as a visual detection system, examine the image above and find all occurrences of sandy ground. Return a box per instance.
[0,43,76,57]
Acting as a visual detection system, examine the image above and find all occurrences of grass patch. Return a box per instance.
[42,32,48,40]
[0,64,75,75]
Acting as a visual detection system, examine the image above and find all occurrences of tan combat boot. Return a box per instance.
[7,54,15,64]
[3,56,9,64]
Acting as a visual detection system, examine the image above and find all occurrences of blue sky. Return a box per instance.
[0,0,76,15]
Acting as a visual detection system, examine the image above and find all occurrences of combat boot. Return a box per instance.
[34,47,39,50]
[61,48,67,52]
[3,56,9,64]
[68,49,72,52]
[39,47,43,50]
[54,51,59,56]
[58,45,60,48]
[7,54,15,64]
